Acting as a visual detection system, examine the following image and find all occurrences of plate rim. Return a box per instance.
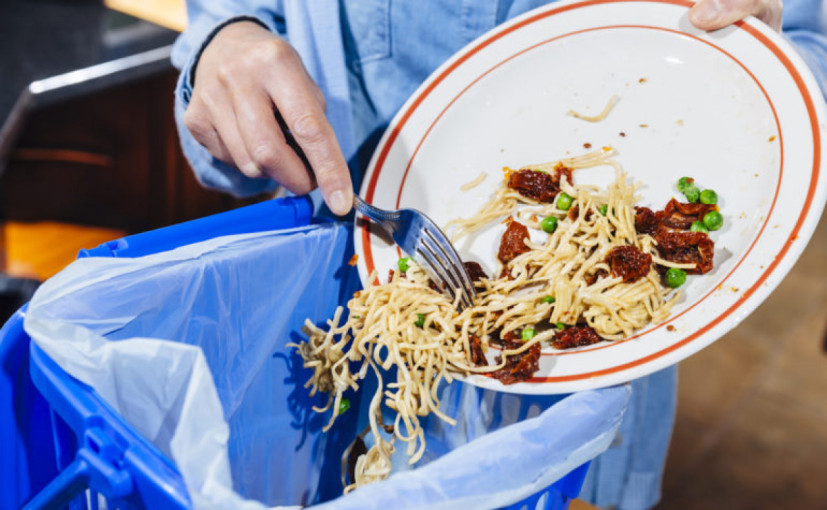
[354,0,826,394]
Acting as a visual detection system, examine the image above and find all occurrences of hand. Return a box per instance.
[690,0,783,32]
[184,21,353,215]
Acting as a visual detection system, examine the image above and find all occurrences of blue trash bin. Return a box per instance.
[1,196,595,510]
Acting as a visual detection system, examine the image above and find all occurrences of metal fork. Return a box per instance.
[353,195,477,310]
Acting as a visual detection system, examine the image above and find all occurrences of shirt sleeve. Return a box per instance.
[171,1,287,197]
[782,0,827,98]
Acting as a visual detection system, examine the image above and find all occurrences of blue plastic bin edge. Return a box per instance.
[500,461,590,510]
[79,195,313,258]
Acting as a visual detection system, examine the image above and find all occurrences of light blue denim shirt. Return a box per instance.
[171,2,827,509]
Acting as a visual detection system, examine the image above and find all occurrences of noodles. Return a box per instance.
[292,147,696,492]
[568,95,620,122]
[456,153,679,342]
[460,171,487,191]
[446,147,617,241]
[292,265,506,493]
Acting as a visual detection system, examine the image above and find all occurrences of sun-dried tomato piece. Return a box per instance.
[507,165,572,203]
[654,230,715,274]
[585,268,609,286]
[491,333,541,384]
[660,199,718,230]
[490,329,525,350]
[566,202,596,222]
[497,220,531,264]
[634,206,662,236]
[463,261,488,282]
[554,165,573,188]
[468,334,487,366]
[552,325,603,349]
[605,245,653,283]
[507,170,557,202]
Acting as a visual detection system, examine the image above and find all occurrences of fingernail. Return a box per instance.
[241,162,263,178]
[691,0,721,26]
[328,190,351,215]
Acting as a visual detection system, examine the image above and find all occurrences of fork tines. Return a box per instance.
[417,228,476,310]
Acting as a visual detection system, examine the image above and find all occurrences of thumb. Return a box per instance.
[690,0,782,32]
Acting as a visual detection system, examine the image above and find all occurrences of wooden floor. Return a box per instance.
[5,221,126,280]
[6,214,826,509]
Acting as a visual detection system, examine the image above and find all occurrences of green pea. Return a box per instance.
[541,215,558,233]
[699,189,718,205]
[338,397,351,415]
[556,192,574,211]
[555,322,566,330]
[689,221,708,234]
[683,186,700,203]
[352,315,361,319]
[541,296,556,304]
[665,267,687,288]
[415,313,425,328]
[599,204,609,216]
[677,176,694,193]
[398,257,411,272]
[521,328,536,341]
[703,210,724,231]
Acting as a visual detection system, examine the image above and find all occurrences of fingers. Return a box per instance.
[264,53,353,215]
[690,0,782,32]
[228,80,315,193]
[184,102,234,163]
[184,22,353,215]
[276,101,353,215]
[198,86,265,178]
[185,96,248,172]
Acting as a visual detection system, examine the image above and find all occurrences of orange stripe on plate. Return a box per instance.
[360,0,821,383]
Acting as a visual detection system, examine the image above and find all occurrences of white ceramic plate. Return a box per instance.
[354,0,826,394]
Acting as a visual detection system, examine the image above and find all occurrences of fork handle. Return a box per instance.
[352,195,373,220]
[353,195,400,224]
[353,194,368,211]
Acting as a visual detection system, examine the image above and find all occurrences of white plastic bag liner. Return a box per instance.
[24,222,630,509]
